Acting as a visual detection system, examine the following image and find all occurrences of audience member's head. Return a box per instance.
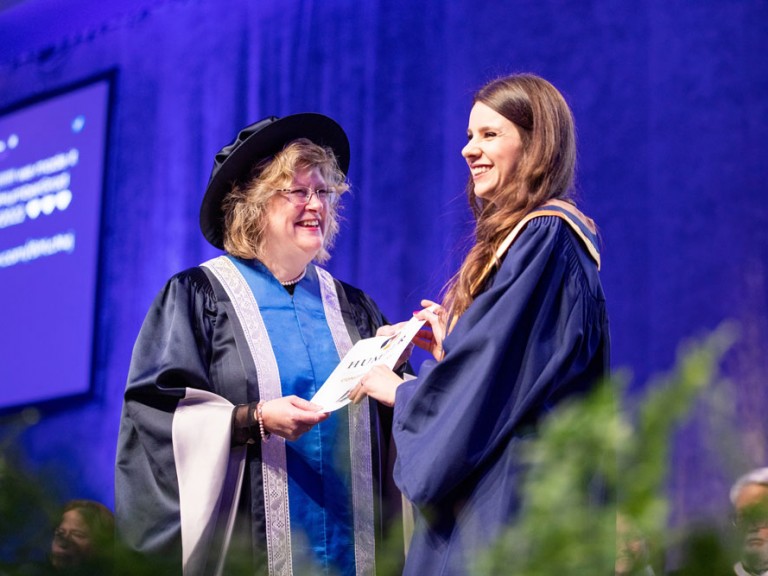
[50,499,114,571]
[615,513,656,576]
[730,468,768,574]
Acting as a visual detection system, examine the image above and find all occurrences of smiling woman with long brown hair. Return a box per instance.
[350,73,610,575]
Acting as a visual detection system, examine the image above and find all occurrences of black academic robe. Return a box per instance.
[115,259,397,575]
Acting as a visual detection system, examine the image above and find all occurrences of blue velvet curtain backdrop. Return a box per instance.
[1,0,767,534]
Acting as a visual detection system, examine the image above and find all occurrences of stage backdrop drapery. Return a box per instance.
[1,0,767,533]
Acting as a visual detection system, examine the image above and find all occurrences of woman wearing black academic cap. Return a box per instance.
[115,114,400,576]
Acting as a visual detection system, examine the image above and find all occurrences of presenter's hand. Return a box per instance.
[260,396,329,441]
[376,323,414,370]
[413,299,447,361]
[348,365,404,407]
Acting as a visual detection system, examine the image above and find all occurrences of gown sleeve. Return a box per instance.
[392,216,608,506]
[115,267,218,555]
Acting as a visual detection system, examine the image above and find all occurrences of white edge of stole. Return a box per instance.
[733,563,757,576]
[315,266,376,576]
[201,256,292,576]
[172,388,246,576]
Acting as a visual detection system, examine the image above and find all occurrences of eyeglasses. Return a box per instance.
[276,187,337,206]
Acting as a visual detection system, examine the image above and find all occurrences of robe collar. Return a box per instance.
[492,198,601,271]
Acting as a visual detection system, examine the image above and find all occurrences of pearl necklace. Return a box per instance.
[280,268,307,286]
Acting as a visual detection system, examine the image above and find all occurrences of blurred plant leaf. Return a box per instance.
[474,325,736,575]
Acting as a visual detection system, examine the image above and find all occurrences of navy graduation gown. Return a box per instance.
[393,209,610,575]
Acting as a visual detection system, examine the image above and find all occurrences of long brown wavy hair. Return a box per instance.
[442,73,577,325]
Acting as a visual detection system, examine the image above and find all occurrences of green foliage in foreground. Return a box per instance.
[0,409,60,570]
[0,328,738,575]
[475,326,738,575]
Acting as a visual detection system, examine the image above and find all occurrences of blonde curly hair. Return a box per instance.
[222,138,350,264]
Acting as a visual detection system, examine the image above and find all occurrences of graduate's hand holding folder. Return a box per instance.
[310,313,425,412]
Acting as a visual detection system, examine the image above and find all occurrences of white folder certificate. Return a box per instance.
[311,314,424,412]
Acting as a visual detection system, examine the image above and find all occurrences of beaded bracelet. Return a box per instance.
[257,400,271,441]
